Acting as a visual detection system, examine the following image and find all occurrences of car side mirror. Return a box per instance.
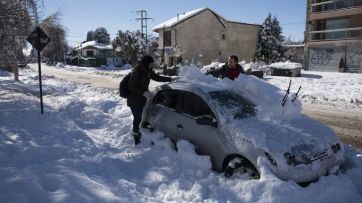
[196,115,217,127]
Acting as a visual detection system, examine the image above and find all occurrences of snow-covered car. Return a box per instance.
[141,79,345,184]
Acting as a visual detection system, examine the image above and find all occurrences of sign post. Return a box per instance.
[26,27,51,114]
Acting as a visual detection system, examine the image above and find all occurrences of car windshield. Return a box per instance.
[208,91,256,119]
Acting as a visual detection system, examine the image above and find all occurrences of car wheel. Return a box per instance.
[141,121,154,132]
[224,156,260,179]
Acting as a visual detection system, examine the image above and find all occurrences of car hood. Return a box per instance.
[219,114,342,156]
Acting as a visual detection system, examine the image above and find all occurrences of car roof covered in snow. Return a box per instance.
[156,81,224,95]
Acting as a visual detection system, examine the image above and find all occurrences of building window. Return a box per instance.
[222,34,226,40]
[86,50,94,56]
[164,31,171,47]
[326,18,349,39]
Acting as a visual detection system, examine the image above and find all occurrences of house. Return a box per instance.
[153,8,260,66]
[74,41,115,67]
[305,0,362,73]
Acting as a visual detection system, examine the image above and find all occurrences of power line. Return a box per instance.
[135,10,153,45]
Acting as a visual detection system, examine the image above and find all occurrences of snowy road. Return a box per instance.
[302,104,362,151]
[28,63,362,151]
[29,63,120,89]
[28,63,163,90]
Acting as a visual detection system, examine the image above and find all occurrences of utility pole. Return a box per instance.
[135,10,153,45]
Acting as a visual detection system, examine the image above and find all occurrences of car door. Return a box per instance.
[177,91,225,165]
[151,89,183,142]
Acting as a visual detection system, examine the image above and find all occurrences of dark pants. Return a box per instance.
[130,106,143,134]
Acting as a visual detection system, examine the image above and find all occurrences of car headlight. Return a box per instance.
[331,143,341,153]
[265,152,277,166]
[284,152,312,166]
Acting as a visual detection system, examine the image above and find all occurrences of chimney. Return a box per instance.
[177,13,179,21]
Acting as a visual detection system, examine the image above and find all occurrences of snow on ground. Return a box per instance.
[267,61,303,69]
[265,70,362,109]
[59,64,131,79]
[1,67,362,202]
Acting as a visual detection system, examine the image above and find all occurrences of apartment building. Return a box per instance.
[305,0,362,73]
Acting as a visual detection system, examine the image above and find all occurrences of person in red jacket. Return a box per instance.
[210,55,244,80]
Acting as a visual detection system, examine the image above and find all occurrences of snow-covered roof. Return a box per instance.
[75,40,113,50]
[153,8,207,31]
[153,7,259,32]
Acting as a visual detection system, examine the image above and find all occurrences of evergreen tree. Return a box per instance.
[112,30,159,65]
[255,14,285,64]
[93,27,110,44]
[86,30,94,41]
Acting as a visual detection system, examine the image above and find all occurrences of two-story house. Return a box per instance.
[153,8,260,66]
[305,0,362,73]
[75,40,114,67]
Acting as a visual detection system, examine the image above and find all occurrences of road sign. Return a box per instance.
[26,27,51,51]
[26,26,51,114]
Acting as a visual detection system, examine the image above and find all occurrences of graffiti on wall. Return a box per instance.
[309,48,344,70]
[310,48,335,66]
[347,51,362,71]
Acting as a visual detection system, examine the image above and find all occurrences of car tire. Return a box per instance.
[224,156,260,179]
[141,121,154,132]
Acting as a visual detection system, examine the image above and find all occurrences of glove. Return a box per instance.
[143,91,151,98]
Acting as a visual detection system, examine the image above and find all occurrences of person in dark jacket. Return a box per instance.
[212,55,244,80]
[127,55,172,145]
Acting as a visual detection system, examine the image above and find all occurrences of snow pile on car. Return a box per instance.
[200,62,224,74]
[177,66,340,154]
[178,66,301,120]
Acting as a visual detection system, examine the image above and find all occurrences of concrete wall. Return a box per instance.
[306,40,362,73]
[224,22,260,62]
[172,10,226,65]
[157,9,260,65]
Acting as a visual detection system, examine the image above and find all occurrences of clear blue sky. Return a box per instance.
[42,0,307,46]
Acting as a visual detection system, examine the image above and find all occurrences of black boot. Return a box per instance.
[132,132,141,145]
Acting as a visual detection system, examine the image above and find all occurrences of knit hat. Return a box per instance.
[141,55,154,69]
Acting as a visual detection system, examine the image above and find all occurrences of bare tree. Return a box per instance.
[40,12,67,63]
[0,0,40,75]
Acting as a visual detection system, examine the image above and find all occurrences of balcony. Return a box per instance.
[309,27,362,41]
[311,0,362,13]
